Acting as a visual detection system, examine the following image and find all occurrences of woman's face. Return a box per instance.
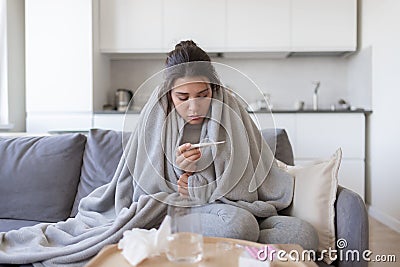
[170,76,212,125]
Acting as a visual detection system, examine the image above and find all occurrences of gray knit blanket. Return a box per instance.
[0,85,294,267]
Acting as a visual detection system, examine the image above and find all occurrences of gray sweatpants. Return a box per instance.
[258,215,319,251]
[192,203,319,251]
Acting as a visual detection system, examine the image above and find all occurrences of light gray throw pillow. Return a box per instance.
[71,129,129,216]
[0,134,86,222]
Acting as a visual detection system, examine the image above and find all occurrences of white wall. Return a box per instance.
[109,56,354,111]
[347,46,372,108]
[92,0,111,112]
[3,0,25,132]
[0,0,8,127]
[360,0,400,231]
[217,57,349,110]
[109,58,165,110]
[8,0,25,131]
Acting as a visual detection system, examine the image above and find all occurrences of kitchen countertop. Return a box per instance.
[94,110,141,114]
[94,109,372,115]
[252,108,372,115]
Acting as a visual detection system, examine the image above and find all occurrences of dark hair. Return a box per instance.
[163,40,221,95]
[166,40,211,67]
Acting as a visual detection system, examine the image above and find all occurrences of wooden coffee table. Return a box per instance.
[85,237,317,267]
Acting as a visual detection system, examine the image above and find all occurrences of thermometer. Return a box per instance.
[190,141,225,149]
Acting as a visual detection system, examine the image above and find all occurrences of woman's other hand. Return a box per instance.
[177,172,192,196]
[176,143,201,172]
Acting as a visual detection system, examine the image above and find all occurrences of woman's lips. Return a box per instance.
[188,115,203,121]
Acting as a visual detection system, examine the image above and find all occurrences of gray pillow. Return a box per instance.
[0,134,86,222]
[71,129,129,216]
[261,128,294,165]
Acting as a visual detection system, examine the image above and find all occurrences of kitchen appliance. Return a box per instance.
[115,89,133,112]
[312,81,320,111]
[256,93,271,110]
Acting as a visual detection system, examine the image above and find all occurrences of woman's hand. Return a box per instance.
[176,143,201,173]
[177,172,192,196]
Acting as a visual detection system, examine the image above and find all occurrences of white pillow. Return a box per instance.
[277,148,342,264]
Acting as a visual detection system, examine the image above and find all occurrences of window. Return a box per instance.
[0,0,10,129]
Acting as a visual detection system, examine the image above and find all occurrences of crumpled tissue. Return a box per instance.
[118,216,171,266]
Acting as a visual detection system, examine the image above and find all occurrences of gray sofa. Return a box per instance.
[0,128,368,267]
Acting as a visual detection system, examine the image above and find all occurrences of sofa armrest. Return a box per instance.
[335,186,369,267]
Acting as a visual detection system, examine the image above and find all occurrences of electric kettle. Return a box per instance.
[115,89,133,112]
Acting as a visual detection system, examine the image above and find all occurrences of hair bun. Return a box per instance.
[166,40,211,67]
[175,40,197,49]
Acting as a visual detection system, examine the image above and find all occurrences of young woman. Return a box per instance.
[0,41,318,266]
[157,40,318,249]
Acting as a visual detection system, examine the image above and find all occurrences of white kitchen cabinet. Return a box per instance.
[295,113,366,199]
[164,0,226,52]
[291,0,357,52]
[99,0,225,53]
[99,0,164,52]
[98,0,357,54]
[251,112,366,199]
[226,0,291,52]
[93,113,140,132]
[25,0,94,132]
[296,113,364,159]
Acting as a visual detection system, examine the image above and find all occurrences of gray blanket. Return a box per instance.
[0,86,294,266]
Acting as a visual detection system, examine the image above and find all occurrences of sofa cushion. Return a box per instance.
[261,128,294,165]
[0,218,42,232]
[0,134,86,222]
[71,129,130,216]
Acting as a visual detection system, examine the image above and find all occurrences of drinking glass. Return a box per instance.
[166,195,203,263]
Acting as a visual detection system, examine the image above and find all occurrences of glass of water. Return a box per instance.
[166,195,203,263]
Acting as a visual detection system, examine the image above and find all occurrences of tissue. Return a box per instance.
[118,216,171,266]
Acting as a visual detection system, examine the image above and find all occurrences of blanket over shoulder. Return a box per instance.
[0,86,293,267]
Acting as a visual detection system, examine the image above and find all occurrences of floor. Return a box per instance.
[368,216,400,266]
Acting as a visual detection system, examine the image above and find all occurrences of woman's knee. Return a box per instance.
[227,207,259,241]
[197,204,259,242]
[258,216,319,251]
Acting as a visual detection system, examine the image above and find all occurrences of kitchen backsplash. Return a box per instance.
[109,54,371,111]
